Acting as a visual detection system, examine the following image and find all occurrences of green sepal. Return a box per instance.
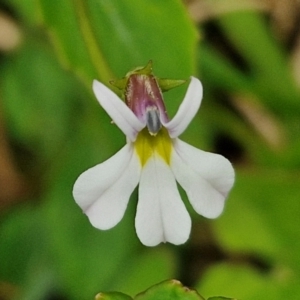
[109,78,128,91]
[95,292,133,300]
[127,60,153,76]
[109,61,185,95]
[109,60,153,93]
[157,78,186,92]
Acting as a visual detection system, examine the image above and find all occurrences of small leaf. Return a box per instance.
[135,280,205,300]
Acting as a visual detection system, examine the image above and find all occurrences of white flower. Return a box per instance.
[73,69,234,247]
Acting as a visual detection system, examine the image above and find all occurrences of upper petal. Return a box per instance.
[163,77,203,138]
[73,144,141,229]
[135,153,191,246]
[171,139,235,219]
[93,80,145,141]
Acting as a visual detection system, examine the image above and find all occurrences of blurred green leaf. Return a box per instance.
[39,0,197,86]
[2,0,38,25]
[0,205,40,284]
[1,41,84,159]
[115,248,176,296]
[197,262,299,300]
[216,10,300,116]
[38,0,101,85]
[204,168,300,300]
[199,44,251,93]
[214,169,300,266]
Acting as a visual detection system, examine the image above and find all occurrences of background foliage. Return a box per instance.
[1,0,300,299]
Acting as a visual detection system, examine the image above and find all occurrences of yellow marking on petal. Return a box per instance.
[134,128,172,166]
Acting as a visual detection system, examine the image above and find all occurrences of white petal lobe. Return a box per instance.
[73,144,140,229]
[163,77,203,138]
[93,80,144,141]
[136,154,191,246]
[171,139,234,218]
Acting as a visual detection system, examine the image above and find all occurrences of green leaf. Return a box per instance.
[38,0,197,86]
[3,0,38,25]
[208,297,238,300]
[82,0,197,78]
[0,205,40,284]
[135,280,205,300]
[38,0,101,85]
[214,169,300,266]
[199,44,251,93]
[197,262,299,300]
[96,292,133,300]
[1,41,84,159]
[94,281,239,300]
[206,168,300,300]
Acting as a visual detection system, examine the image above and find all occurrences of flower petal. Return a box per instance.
[135,153,191,246]
[73,144,140,229]
[93,80,145,141]
[171,139,235,219]
[163,77,203,138]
